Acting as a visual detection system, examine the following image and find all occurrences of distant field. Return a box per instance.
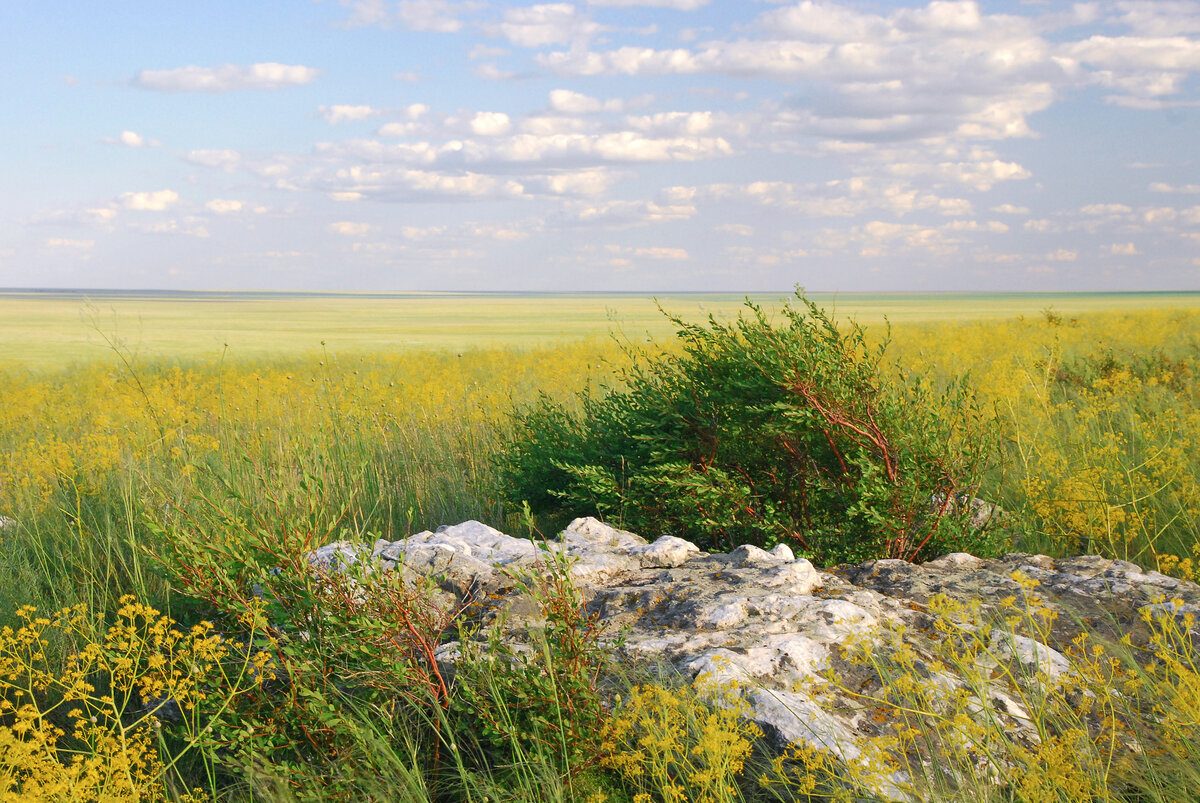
[2,289,1199,370]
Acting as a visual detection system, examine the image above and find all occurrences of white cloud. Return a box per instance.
[135,63,320,92]
[992,203,1030,214]
[634,246,689,259]
[1110,241,1139,254]
[942,219,1009,233]
[567,199,696,227]
[1080,203,1132,215]
[339,0,390,27]
[716,223,753,236]
[184,149,242,170]
[524,169,615,196]
[548,89,623,113]
[87,207,118,224]
[330,221,374,236]
[1066,36,1200,73]
[887,158,1032,191]
[1144,206,1178,223]
[589,0,707,8]
[470,111,513,136]
[1151,181,1200,193]
[46,238,95,249]
[488,4,606,48]
[1111,1,1200,36]
[397,0,472,33]
[205,199,245,214]
[119,190,179,211]
[320,105,382,124]
[474,63,518,81]
[103,130,160,148]
[296,165,526,202]
[494,131,734,162]
[471,224,531,241]
[131,217,210,237]
[518,115,592,135]
[469,45,510,60]
[1047,248,1078,261]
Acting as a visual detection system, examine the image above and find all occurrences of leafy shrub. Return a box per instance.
[499,292,999,563]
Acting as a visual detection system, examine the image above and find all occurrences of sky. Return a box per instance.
[3,0,1200,292]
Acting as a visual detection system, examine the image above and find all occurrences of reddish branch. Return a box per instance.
[788,377,898,484]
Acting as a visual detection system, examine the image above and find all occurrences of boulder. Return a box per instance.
[308,518,1200,801]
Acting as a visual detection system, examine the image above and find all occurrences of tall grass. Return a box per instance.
[2,305,1200,800]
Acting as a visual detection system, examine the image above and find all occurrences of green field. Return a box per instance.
[4,289,1199,370]
[4,290,1200,800]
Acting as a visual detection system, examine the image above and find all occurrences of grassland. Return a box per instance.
[3,289,1198,370]
[2,290,1200,801]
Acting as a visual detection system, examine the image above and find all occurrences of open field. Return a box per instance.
[3,289,1199,370]
[2,293,1200,801]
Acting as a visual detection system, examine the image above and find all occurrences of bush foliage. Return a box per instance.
[499,293,999,563]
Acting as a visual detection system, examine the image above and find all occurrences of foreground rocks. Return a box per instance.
[309,518,1200,800]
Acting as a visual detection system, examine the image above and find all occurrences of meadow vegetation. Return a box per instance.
[0,293,1199,800]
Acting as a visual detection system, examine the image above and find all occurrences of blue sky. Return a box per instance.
[3,0,1200,291]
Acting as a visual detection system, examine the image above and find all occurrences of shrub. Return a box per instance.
[498,292,1000,564]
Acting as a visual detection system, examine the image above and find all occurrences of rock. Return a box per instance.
[306,518,1200,801]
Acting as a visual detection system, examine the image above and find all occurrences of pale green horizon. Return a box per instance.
[4,290,1199,372]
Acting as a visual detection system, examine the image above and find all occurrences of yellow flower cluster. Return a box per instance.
[600,679,761,803]
[0,597,273,802]
[887,308,1200,569]
[0,342,626,518]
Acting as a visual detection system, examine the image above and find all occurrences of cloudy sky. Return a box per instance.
[4,0,1200,291]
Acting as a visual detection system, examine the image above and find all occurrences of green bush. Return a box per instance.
[498,292,1001,564]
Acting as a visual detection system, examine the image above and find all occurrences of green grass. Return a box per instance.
[3,292,1200,800]
[4,290,1199,371]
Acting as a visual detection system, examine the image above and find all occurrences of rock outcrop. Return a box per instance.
[309,518,1200,800]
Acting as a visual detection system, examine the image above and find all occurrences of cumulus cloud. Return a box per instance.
[185,149,242,170]
[589,0,708,8]
[523,169,615,196]
[1114,1,1200,34]
[470,111,513,136]
[46,238,95,249]
[315,129,734,168]
[548,89,624,113]
[487,4,607,48]
[205,199,245,214]
[1080,203,1132,215]
[634,246,689,259]
[294,165,527,202]
[330,221,374,236]
[131,217,210,237]
[992,203,1030,214]
[134,63,320,92]
[339,0,390,27]
[523,0,1187,154]
[1151,181,1200,193]
[103,130,160,148]
[320,105,382,124]
[1110,241,1140,254]
[119,190,179,211]
[397,0,474,32]
[566,199,696,227]
[716,223,754,236]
